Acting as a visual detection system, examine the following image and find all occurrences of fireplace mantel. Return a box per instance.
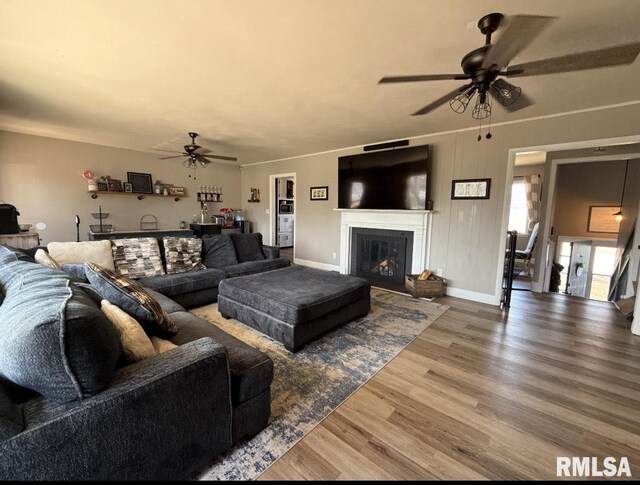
[335,209,433,276]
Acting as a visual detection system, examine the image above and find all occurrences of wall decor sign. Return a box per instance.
[127,172,153,194]
[310,186,329,200]
[123,182,133,193]
[588,206,621,233]
[107,179,123,192]
[451,178,491,200]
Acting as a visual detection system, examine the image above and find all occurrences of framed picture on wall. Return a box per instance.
[310,186,328,200]
[588,206,621,233]
[123,182,133,193]
[127,172,153,194]
[451,178,491,200]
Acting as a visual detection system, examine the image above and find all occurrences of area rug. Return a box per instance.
[191,287,449,481]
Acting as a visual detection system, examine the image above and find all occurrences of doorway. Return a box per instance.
[269,173,296,264]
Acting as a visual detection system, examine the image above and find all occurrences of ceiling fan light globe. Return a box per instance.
[472,100,491,119]
[490,79,521,106]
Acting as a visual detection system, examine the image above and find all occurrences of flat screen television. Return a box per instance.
[338,145,429,210]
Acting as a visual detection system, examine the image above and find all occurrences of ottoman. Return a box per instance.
[218,265,371,351]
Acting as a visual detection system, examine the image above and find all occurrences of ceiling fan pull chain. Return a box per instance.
[486,98,493,140]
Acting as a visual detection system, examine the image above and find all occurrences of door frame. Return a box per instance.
[268,172,296,253]
[494,134,640,302]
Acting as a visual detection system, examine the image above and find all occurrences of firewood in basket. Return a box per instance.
[417,269,431,281]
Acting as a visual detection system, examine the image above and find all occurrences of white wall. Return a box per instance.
[241,102,640,302]
[0,131,241,244]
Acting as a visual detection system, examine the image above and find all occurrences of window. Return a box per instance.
[589,246,616,301]
[508,179,528,234]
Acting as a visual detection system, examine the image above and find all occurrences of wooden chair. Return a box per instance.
[515,221,539,275]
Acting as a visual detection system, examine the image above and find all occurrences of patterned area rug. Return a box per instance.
[191,288,449,481]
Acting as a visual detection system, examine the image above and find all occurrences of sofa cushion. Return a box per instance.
[34,248,62,269]
[0,254,121,403]
[144,288,187,314]
[220,258,290,278]
[162,237,206,274]
[169,311,273,403]
[0,245,34,263]
[230,233,266,262]
[85,263,177,336]
[138,268,227,298]
[150,336,178,354]
[111,237,165,279]
[0,380,23,440]
[48,240,115,270]
[61,263,89,282]
[201,234,238,268]
[101,300,156,363]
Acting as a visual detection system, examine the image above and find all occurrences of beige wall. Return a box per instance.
[514,163,545,178]
[241,103,640,299]
[0,131,241,245]
[553,160,627,240]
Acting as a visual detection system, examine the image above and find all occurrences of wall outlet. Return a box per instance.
[332,252,337,259]
[436,268,443,277]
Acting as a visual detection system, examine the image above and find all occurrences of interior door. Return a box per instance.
[567,241,592,297]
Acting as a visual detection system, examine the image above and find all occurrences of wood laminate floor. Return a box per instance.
[259,291,640,480]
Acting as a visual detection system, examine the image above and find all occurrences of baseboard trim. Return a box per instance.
[293,258,341,272]
[446,287,500,306]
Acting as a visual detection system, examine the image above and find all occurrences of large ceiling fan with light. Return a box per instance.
[157,132,237,168]
[379,13,640,119]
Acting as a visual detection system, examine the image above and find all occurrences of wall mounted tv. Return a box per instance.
[338,145,430,210]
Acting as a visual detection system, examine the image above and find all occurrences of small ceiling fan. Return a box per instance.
[158,132,237,168]
[379,13,640,118]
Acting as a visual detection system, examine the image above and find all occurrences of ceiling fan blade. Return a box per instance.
[206,154,239,162]
[482,15,556,71]
[158,155,186,160]
[412,84,472,116]
[379,74,470,83]
[490,89,534,112]
[502,42,640,78]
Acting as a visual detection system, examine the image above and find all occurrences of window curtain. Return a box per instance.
[523,174,540,230]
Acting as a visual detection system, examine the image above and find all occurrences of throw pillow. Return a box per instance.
[48,240,115,270]
[163,237,206,274]
[230,233,266,262]
[201,234,239,268]
[150,336,178,354]
[84,262,178,336]
[34,249,62,269]
[111,237,165,279]
[101,300,157,363]
[0,259,121,403]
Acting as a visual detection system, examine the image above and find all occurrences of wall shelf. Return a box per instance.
[247,200,261,203]
[88,191,182,202]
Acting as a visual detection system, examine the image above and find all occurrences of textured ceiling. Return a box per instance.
[1,0,639,164]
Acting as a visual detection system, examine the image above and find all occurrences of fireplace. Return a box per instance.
[350,228,413,291]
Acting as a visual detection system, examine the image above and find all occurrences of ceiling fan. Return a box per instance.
[158,132,237,168]
[379,13,640,119]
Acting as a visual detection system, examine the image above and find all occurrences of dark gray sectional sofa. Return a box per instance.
[0,233,285,480]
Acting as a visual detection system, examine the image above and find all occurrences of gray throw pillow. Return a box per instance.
[201,234,239,268]
[0,258,121,403]
[230,233,266,262]
[84,262,177,336]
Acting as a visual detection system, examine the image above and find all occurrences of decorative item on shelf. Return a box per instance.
[90,205,111,233]
[310,186,329,201]
[81,169,98,191]
[248,187,260,202]
[153,179,162,195]
[169,186,185,196]
[97,176,108,191]
[124,182,133,193]
[107,179,123,192]
[125,172,153,194]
